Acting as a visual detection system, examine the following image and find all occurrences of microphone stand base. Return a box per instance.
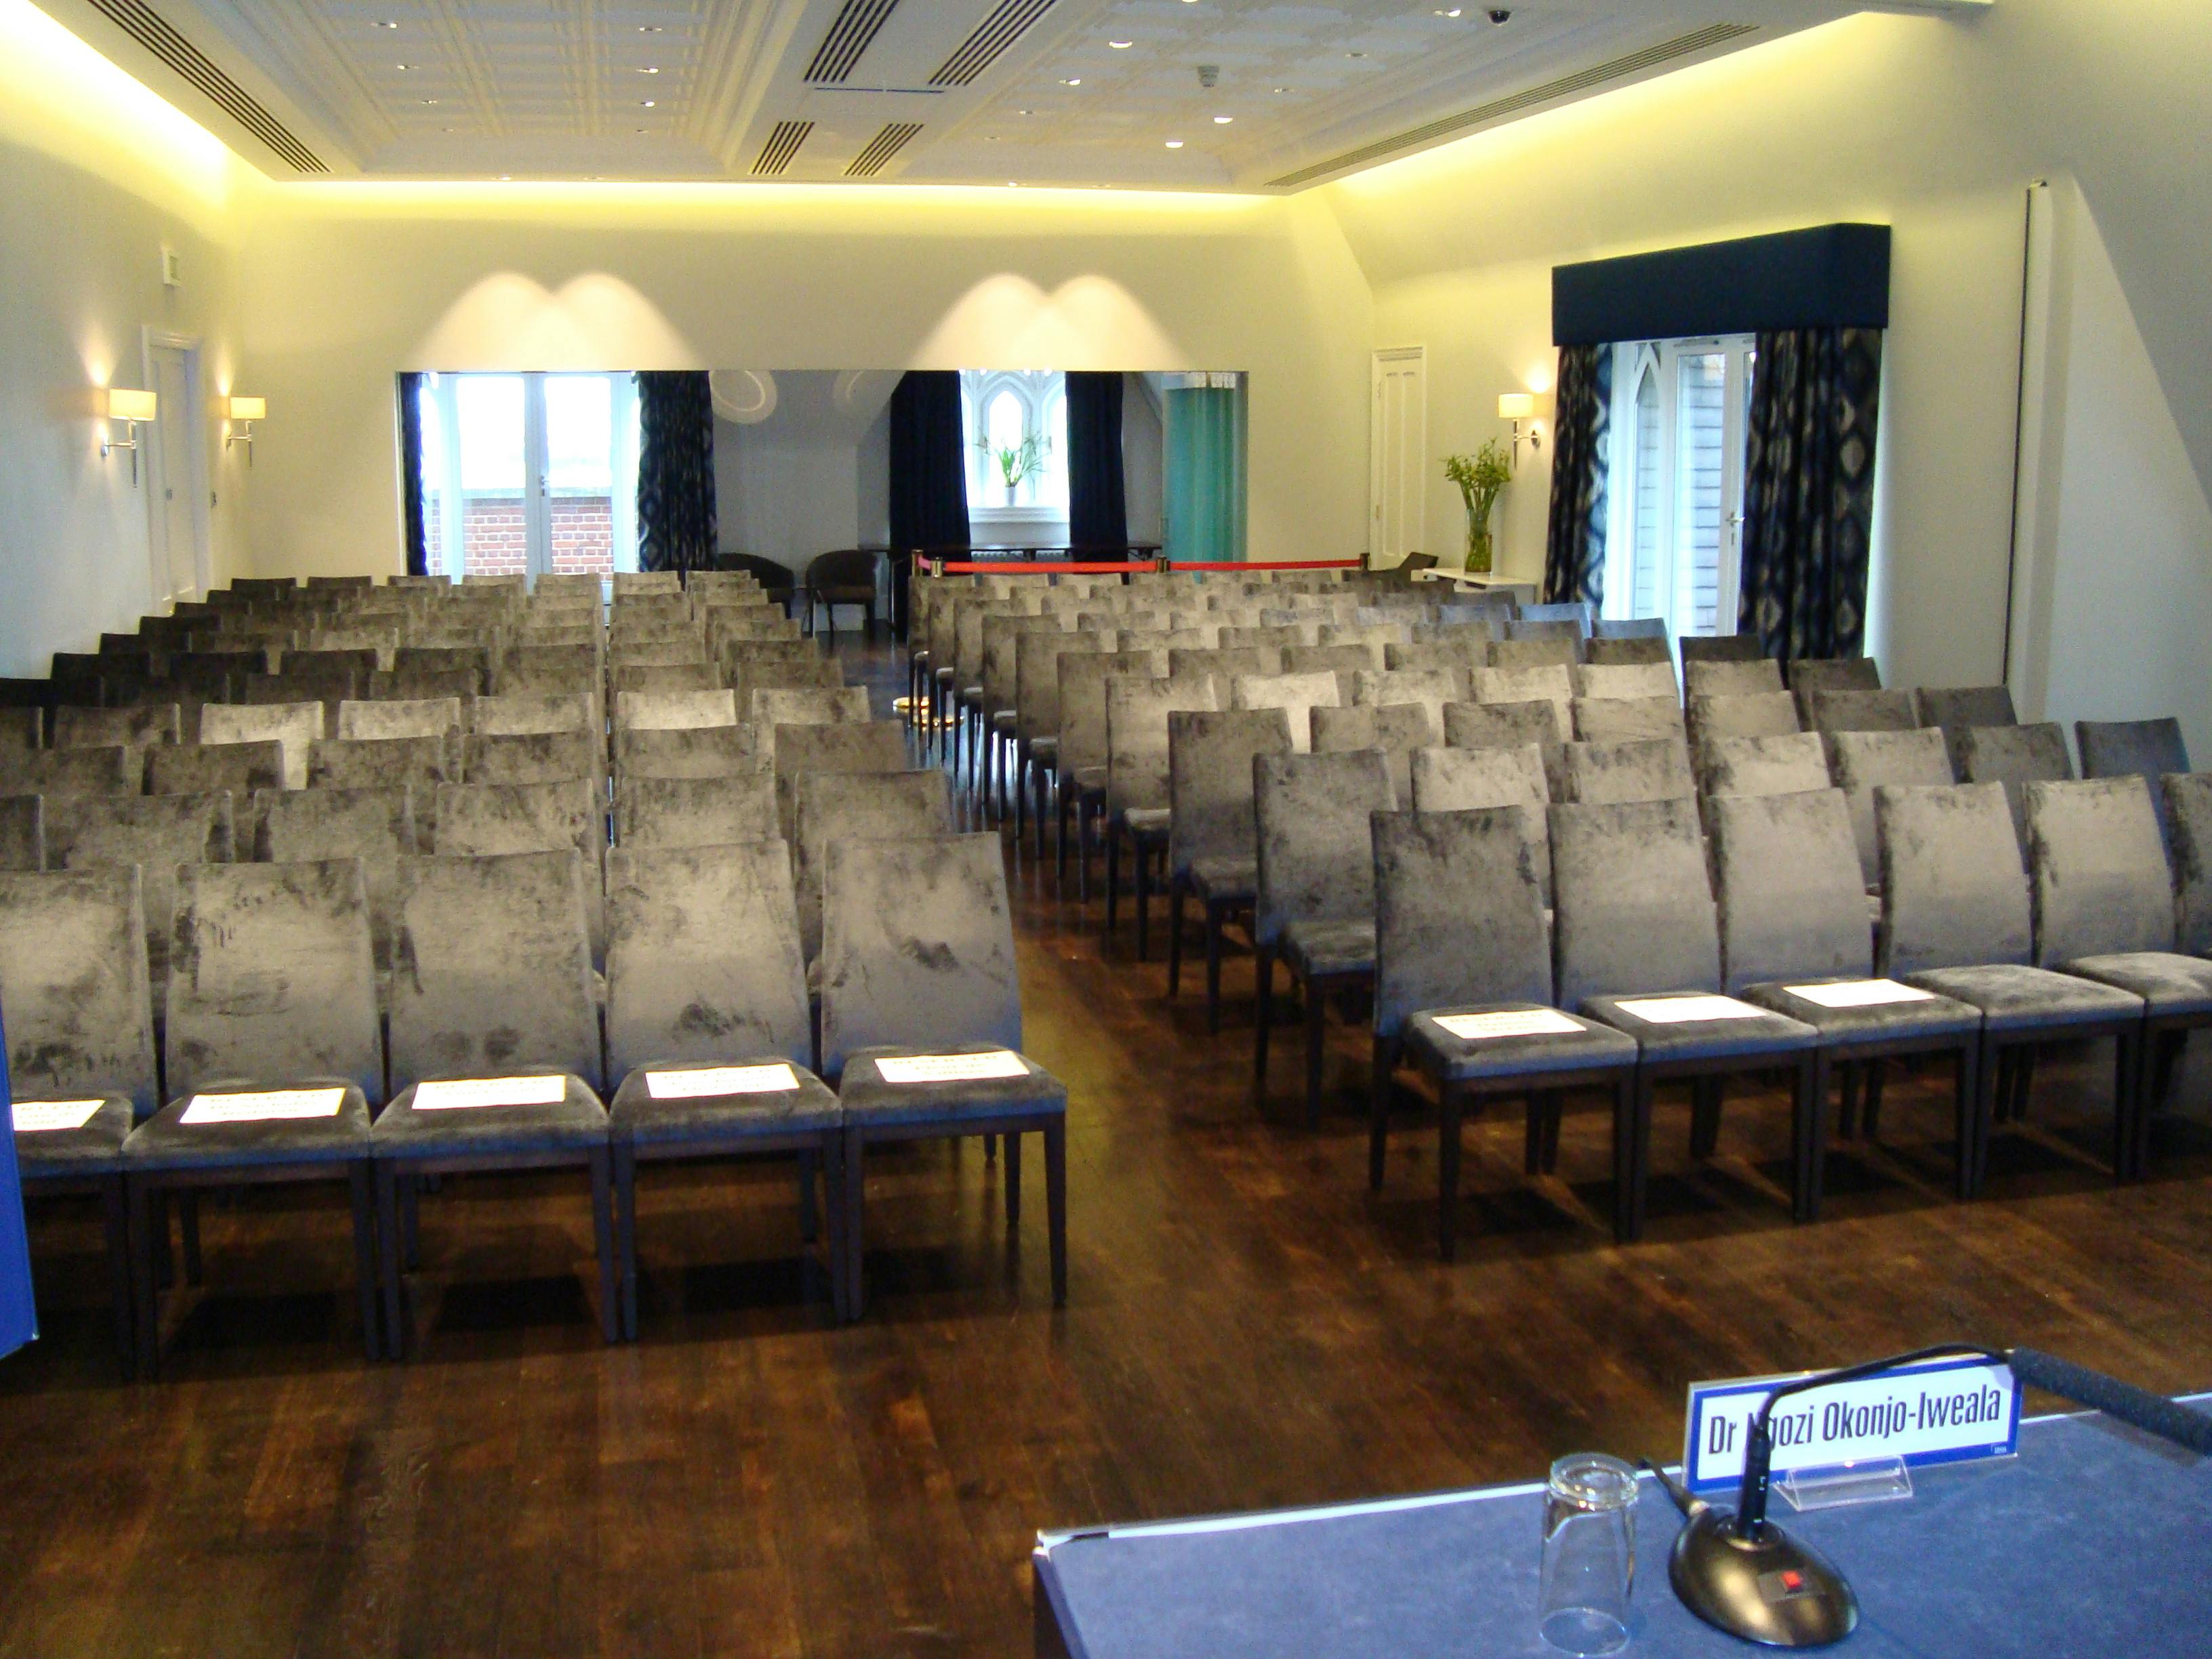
[1668,1507,1859,1648]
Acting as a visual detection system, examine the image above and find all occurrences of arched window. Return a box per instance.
[962,370,1070,515]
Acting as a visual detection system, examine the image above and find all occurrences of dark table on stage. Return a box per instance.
[1032,1399,2212,1658]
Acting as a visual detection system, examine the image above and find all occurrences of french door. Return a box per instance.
[1603,336,1755,634]
[415,371,642,581]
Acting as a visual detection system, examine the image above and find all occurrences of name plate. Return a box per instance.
[646,1063,800,1100]
[1683,1355,2020,1494]
[874,1050,1028,1084]
[1782,978,1937,1009]
[14,1100,106,1133]
[181,1088,346,1126]
[1432,1009,1582,1040]
[413,1076,567,1111]
[1615,994,1768,1025]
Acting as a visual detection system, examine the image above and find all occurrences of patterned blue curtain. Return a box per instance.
[1541,344,1611,606]
[1736,327,1883,658]
[396,373,428,577]
[635,371,719,576]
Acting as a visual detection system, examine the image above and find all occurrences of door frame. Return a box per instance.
[1369,346,1426,567]
[142,327,212,607]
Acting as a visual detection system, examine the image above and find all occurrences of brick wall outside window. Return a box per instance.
[436,493,617,578]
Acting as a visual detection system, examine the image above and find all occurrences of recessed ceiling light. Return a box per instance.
[498,174,511,180]
[377,19,398,28]
[640,99,656,106]
[1212,115,1233,123]
[1007,181,1019,188]
[1346,50,1368,58]
[984,134,1000,141]
[1061,77,1081,85]
[395,62,411,69]
[1164,139,1183,148]
[1435,6,1462,14]
[1109,39,1132,48]
[638,23,661,31]
[1018,107,1033,115]
[635,127,647,133]
[638,66,660,74]
[419,97,438,104]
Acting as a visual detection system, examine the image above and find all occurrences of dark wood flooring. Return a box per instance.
[3,638,2209,1658]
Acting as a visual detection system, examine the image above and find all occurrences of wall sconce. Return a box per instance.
[225,395,266,466]
[102,388,157,485]
[1499,392,1540,468]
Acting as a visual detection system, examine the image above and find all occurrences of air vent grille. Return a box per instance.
[806,0,903,83]
[930,0,1057,88]
[754,120,815,176]
[846,122,924,178]
[1267,23,1757,189]
[83,0,326,172]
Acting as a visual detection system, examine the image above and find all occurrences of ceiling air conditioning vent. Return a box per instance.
[1267,22,1757,189]
[806,0,903,84]
[754,120,815,176]
[83,0,327,172]
[846,122,924,177]
[930,0,1057,88]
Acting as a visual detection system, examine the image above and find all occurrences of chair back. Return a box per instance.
[0,867,157,1116]
[1572,661,1677,703]
[337,697,464,742]
[1711,788,1870,992]
[614,773,777,851]
[54,703,179,750]
[1252,748,1395,948]
[2025,777,2176,964]
[615,689,737,732]
[1916,685,2018,771]
[474,691,597,739]
[1574,697,1682,745]
[463,728,598,785]
[794,769,952,962]
[2166,775,2212,956]
[749,685,869,730]
[1231,672,1342,756]
[1830,728,1954,886]
[1373,807,1552,1038]
[0,796,41,871]
[1552,796,1719,1006]
[1959,722,2075,845]
[770,720,909,838]
[310,734,453,791]
[1876,782,2031,976]
[1564,737,1695,806]
[1106,676,1218,818]
[2077,718,2190,843]
[1704,732,1830,800]
[818,834,1021,1081]
[613,725,755,781]
[203,700,321,788]
[260,785,417,975]
[49,790,234,1002]
[1490,636,1580,670]
[1683,657,1784,700]
[1411,743,1550,889]
[1810,689,1917,735]
[1167,709,1292,882]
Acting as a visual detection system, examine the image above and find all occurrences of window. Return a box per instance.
[961,370,1069,521]
[1601,336,1755,635]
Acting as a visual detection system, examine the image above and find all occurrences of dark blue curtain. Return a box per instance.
[635,371,719,576]
[1736,327,1883,658]
[1065,371,1128,550]
[888,371,970,638]
[396,373,428,577]
[1541,344,1612,606]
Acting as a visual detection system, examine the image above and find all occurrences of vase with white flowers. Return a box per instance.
[1443,440,1513,574]
[985,433,1049,505]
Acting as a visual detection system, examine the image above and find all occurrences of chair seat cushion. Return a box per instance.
[1407,1003,1639,1084]
[1582,993,1818,1063]
[1740,979,1983,1045]
[2061,953,2212,1018]
[125,1081,372,1172]
[910,649,930,666]
[609,1059,840,1145]
[1121,807,1172,842]
[960,684,983,705]
[838,1044,1067,1130]
[1072,766,1107,795]
[15,1095,136,1176]
[1027,735,1059,766]
[1189,857,1256,904]
[1902,964,2144,1032]
[991,710,1017,733]
[372,1071,609,1159]
[1282,918,1376,980]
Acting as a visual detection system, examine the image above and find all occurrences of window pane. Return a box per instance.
[1631,364,1662,619]
[1675,352,1727,634]
[544,375,613,491]
[455,375,525,491]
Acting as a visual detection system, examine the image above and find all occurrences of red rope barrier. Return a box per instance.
[933,560,1160,575]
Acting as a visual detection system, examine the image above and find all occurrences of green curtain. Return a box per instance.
[1164,384,1246,564]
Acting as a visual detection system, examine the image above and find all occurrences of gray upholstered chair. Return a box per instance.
[1165,709,1294,1030]
[1518,602,1593,635]
[369,668,478,705]
[981,613,1065,825]
[1593,617,1670,640]
[46,790,234,1017]
[1679,634,1768,668]
[1572,697,1684,745]
[2026,777,2212,1176]
[128,859,384,1372]
[1410,743,1551,892]
[1788,657,1881,726]
[1057,653,1164,897]
[604,840,843,1332]
[0,795,41,870]
[1810,689,1919,736]
[259,786,416,989]
[1960,722,2074,845]
[1473,664,1573,743]
[432,778,606,962]
[1563,737,1696,806]
[2076,718,2189,844]
[1683,657,1783,701]
[1253,748,1397,1126]
[1311,703,1435,807]
[611,661,722,697]
[614,689,737,733]
[1586,636,1673,668]
[20,745,140,799]
[307,733,453,792]
[1877,782,2144,1196]
[1572,661,1677,704]
[1105,676,1218,958]
[750,684,869,733]
[203,700,323,790]
[1917,685,2018,773]
[474,689,597,740]
[146,739,282,801]
[794,769,952,964]
[1288,644,1386,693]
[1553,797,1820,1240]
[1702,733,1830,800]
[1489,636,1580,670]
[1353,668,1463,734]
[1230,671,1340,756]
[1015,632,1105,861]
[770,719,909,841]
[1714,789,1982,1203]
[371,849,615,1353]
[1388,640,1486,676]
[820,834,1067,1319]
[2167,774,2212,958]
[1830,728,1954,888]
[0,706,41,758]
[613,773,777,850]
[462,728,598,785]
[1446,696,1568,800]
[337,697,464,742]
[1687,692,1800,773]
[1372,808,1637,1256]
[54,703,179,750]
[612,724,753,781]
[1,867,156,1370]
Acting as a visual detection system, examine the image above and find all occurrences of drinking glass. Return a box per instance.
[1538,1452,1638,1654]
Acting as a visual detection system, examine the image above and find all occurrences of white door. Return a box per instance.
[148,342,207,605]
[1369,347,1426,567]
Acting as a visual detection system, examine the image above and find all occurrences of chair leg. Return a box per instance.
[1438,1088,1465,1262]
[1618,1071,1655,1244]
[1044,1119,1068,1309]
[1369,1034,1400,1191]
[349,1164,381,1361]
[376,1163,407,1359]
[2152,1028,2186,1113]
[615,1143,639,1341]
[1105,823,1122,933]
[1135,844,1153,961]
[590,1147,618,1345]
[2114,1029,2143,1182]
[842,1133,865,1322]
[2011,1050,2037,1122]
[1862,1059,1889,1141]
[1253,944,1275,1094]
[1963,1038,1999,1200]
[1004,1130,1022,1226]
[822,1134,848,1324]
[1034,765,1052,863]
[796,1147,819,1243]
[1301,973,1329,1130]
[1689,1077,1723,1160]
[1078,803,1095,903]
[179,1192,203,1286]
[1837,1061,1860,1141]
[1205,903,1227,1036]
[1795,1052,1826,1224]
[1014,753,1029,845]
[126,1176,159,1379]
[1166,880,1187,997]
[102,1178,135,1380]
[1057,784,1074,892]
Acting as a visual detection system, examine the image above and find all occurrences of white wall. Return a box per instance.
[712,371,893,581]
[0,0,252,676]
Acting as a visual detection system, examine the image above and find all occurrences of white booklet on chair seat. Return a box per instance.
[647,1063,800,1100]
[14,1099,107,1132]
[875,1050,1028,1084]
[1432,1009,1583,1040]
[181,1087,346,1125]
[1782,979,1937,1009]
[413,1076,567,1111]
[1614,994,1769,1024]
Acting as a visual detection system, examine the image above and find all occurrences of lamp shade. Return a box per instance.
[106,388,157,422]
[1497,392,1536,421]
[226,395,266,421]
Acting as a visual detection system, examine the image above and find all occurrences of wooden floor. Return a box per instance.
[4,638,2211,1658]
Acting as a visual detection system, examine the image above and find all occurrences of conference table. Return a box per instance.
[1032,1397,2211,1658]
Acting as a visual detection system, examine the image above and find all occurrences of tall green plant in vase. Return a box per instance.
[1443,440,1513,575]
[983,433,1049,505]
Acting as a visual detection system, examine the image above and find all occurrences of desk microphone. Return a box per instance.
[1643,1343,2212,1648]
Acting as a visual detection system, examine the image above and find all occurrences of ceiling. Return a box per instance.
[38,0,1983,190]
